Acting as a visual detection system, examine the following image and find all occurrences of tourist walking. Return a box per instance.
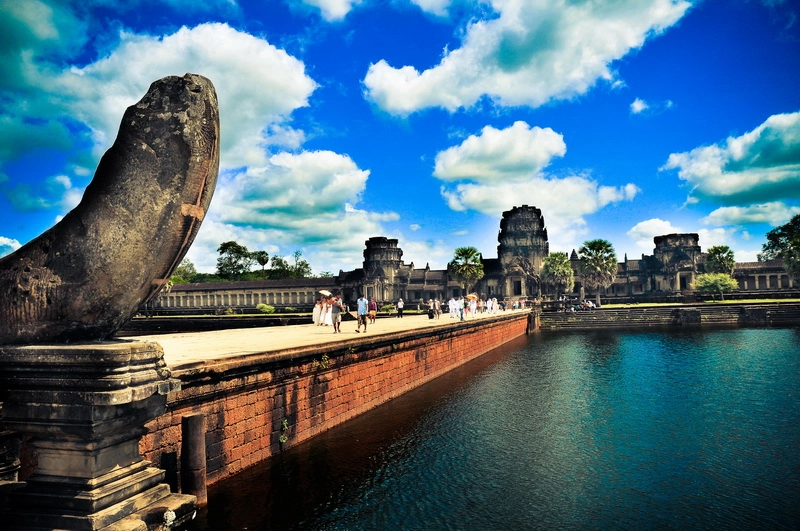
[312,299,322,325]
[396,298,404,318]
[368,297,377,323]
[320,297,331,326]
[356,294,368,333]
[330,294,344,333]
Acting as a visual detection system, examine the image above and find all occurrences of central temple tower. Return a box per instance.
[495,205,549,297]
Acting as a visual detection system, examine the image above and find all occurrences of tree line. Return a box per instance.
[171,241,332,284]
[448,214,800,303]
[171,215,800,299]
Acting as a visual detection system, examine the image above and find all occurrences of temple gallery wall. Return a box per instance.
[154,205,796,313]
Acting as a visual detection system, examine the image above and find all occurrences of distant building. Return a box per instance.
[609,233,795,298]
[152,206,795,313]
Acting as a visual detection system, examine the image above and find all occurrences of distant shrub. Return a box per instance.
[284,306,297,313]
[381,304,395,313]
[256,303,276,314]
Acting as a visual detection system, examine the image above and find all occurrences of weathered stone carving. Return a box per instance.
[0,73,220,345]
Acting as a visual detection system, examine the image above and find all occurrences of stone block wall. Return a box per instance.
[140,313,530,486]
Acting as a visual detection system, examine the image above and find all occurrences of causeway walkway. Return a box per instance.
[127,309,530,369]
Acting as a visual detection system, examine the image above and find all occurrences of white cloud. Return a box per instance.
[627,218,683,254]
[662,110,800,204]
[398,237,454,269]
[364,0,690,115]
[55,23,317,169]
[186,150,400,273]
[441,175,638,254]
[1,21,318,224]
[410,0,451,17]
[218,150,371,223]
[297,0,362,21]
[630,98,649,114]
[702,202,800,227]
[434,121,638,254]
[630,97,674,115]
[696,227,736,250]
[0,236,22,258]
[434,121,566,181]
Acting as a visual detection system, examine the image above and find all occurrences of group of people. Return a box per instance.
[443,296,503,321]
[312,293,535,331]
[312,293,346,333]
[561,299,597,312]
[312,293,378,333]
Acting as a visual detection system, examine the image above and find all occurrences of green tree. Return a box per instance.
[291,250,313,279]
[216,241,255,279]
[252,250,269,270]
[759,214,800,281]
[171,258,197,283]
[578,239,617,307]
[692,272,738,301]
[541,252,574,298]
[705,245,735,275]
[448,246,485,294]
[267,255,291,279]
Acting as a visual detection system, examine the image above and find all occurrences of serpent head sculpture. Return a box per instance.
[0,73,220,344]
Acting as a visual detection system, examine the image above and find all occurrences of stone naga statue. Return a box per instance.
[0,73,219,344]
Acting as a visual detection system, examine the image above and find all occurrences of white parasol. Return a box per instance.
[318,289,332,297]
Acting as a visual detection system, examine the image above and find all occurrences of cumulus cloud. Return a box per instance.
[627,218,683,254]
[55,23,317,168]
[185,150,400,272]
[434,121,566,181]
[662,111,800,204]
[364,0,690,115]
[434,121,638,252]
[0,19,319,242]
[702,202,800,227]
[218,150,371,223]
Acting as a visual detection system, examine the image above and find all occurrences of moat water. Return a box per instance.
[189,327,800,530]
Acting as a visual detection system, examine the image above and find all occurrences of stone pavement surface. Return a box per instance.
[127,310,528,369]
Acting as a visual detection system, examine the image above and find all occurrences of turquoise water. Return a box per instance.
[190,327,800,530]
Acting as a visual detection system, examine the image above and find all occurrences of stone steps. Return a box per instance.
[538,303,800,331]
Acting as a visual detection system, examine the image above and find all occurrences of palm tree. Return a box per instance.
[448,246,485,295]
[578,239,617,307]
[252,250,270,271]
[704,245,735,275]
[541,252,574,299]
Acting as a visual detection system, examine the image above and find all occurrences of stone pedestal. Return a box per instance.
[0,341,196,530]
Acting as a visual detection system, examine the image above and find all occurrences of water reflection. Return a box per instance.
[191,328,800,530]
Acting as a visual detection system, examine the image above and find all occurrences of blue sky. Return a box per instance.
[1,0,799,274]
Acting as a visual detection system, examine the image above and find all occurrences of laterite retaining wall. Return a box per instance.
[140,312,534,486]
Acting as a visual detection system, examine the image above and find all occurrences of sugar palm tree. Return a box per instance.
[578,239,617,307]
[541,252,574,299]
[704,245,735,275]
[448,246,485,295]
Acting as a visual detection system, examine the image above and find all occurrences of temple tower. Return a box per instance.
[496,205,549,297]
[360,237,407,301]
